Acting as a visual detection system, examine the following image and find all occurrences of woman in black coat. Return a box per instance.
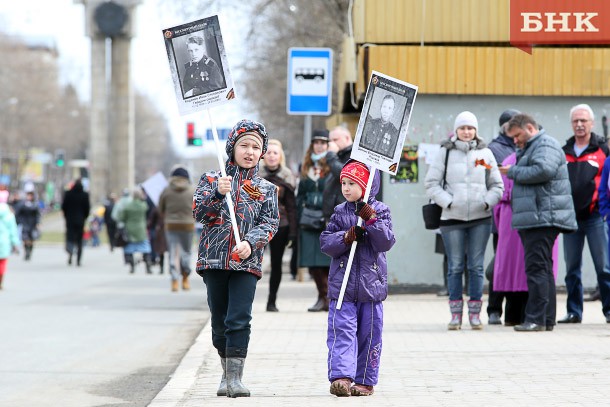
[14,191,41,261]
[297,132,331,312]
[61,179,90,266]
[259,139,297,312]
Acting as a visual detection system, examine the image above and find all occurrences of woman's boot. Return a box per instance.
[308,297,325,312]
[76,246,83,267]
[158,254,165,274]
[216,357,227,396]
[266,293,279,312]
[308,268,323,311]
[182,271,190,290]
[143,254,153,274]
[319,268,329,311]
[308,268,329,312]
[66,242,74,265]
[126,254,135,273]
[24,243,33,261]
[468,300,483,330]
[448,300,463,330]
[226,357,250,397]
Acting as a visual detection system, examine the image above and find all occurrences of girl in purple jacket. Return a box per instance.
[320,160,395,397]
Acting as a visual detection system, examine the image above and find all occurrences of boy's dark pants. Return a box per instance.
[203,269,257,358]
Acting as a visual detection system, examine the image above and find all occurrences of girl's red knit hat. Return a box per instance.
[340,160,370,197]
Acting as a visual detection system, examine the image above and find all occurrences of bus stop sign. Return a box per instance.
[287,47,333,115]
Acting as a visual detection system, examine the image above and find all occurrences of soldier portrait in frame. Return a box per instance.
[177,32,225,98]
[352,71,418,175]
[163,15,235,115]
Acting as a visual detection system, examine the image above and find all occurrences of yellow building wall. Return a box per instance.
[354,0,510,44]
[358,46,610,96]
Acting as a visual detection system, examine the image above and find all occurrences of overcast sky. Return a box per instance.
[0,0,250,158]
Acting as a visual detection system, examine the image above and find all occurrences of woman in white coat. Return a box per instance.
[425,111,504,330]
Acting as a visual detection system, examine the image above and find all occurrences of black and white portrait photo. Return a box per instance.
[162,15,235,115]
[361,92,403,158]
[175,31,226,98]
[352,71,418,175]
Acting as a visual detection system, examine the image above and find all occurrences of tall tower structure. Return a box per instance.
[78,0,141,203]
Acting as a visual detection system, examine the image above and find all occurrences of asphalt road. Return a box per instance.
[0,242,208,407]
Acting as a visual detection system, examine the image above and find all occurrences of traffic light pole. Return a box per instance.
[54,148,66,168]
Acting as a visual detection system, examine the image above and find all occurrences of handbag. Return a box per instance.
[305,191,323,208]
[422,149,450,230]
[422,203,443,230]
[299,207,325,231]
[114,227,129,247]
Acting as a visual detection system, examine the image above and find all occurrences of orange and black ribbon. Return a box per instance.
[475,159,492,170]
[242,183,263,200]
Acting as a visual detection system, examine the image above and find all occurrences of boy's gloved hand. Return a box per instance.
[354,201,376,221]
[344,225,365,244]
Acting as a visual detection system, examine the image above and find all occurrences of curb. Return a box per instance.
[148,320,212,407]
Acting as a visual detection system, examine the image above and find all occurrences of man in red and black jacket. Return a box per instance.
[559,103,610,325]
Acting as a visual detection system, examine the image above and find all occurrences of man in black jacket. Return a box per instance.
[322,126,353,222]
[501,113,577,331]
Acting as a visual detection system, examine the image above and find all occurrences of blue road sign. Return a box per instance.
[287,48,333,115]
[205,128,231,141]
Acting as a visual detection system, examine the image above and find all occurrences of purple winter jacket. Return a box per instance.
[320,170,395,302]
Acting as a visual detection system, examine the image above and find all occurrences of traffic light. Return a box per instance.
[55,149,65,168]
[187,122,202,146]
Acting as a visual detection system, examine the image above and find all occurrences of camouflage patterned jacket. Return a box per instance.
[193,119,279,278]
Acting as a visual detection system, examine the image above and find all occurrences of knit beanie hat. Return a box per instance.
[226,119,268,158]
[499,109,521,127]
[340,160,370,198]
[235,131,264,150]
[454,111,478,133]
[170,166,190,179]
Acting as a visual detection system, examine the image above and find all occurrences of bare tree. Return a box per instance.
[134,92,180,183]
[159,0,350,167]
[0,33,89,189]
[0,32,176,193]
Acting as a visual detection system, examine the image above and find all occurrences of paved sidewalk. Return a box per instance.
[149,276,610,407]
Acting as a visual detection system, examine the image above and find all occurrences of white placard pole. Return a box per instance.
[336,170,376,309]
[207,108,241,245]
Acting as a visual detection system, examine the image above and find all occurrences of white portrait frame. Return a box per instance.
[351,71,418,175]
[162,15,235,115]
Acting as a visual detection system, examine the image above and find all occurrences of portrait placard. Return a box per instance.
[140,171,168,207]
[351,71,418,175]
[162,15,235,115]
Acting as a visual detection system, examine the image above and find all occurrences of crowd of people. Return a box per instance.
[2,103,610,398]
[426,104,610,332]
